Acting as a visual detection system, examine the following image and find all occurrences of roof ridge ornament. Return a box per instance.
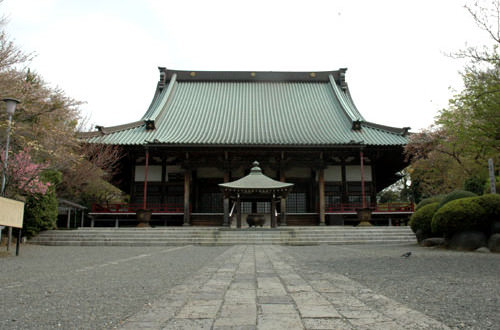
[352,119,362,131]
[339,68,348,90]
[158,67,167,90]
[251,161,261,173]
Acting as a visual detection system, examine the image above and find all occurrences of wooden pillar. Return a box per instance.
[341,161,348,206]
[280,177,287,226]
[223,197,230,226]
[236,195,241,228]
[223,169,230,227]
[161,155,167,204]
[143,148,150,209]
[183,169,191,226]
[67,209,71,229]
[80,211,84,227]
[281,199,287,226]
[360,149,366,209]
[319,168,325,226]
[271,198,277,228]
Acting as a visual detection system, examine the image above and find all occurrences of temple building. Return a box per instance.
[81,68,413,227]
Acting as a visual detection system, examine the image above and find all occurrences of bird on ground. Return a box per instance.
[401,251,412,258]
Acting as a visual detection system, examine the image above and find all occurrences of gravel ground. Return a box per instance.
[2,243,499,329]
[285,243,500,330]
[0,245,230,329]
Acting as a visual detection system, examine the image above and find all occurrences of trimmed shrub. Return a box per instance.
[416,195,445,211]
[410,202,439,237]
[24,192,58,238]
[437,190,477,209]
[23,170,61,238]
[472,194,500,234]
[473,194,500,220]
[432,197,486,238]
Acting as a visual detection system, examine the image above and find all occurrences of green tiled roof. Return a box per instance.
[83,69,409,147]
[220,162,294,193]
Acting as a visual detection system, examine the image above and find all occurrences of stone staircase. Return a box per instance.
[29,226,416,246]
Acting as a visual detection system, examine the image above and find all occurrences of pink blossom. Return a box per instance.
[0,147,51,196]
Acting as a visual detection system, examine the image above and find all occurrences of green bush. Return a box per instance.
[23,170,61,238]
[431,197,486,237]
[23,192,58,238]
[473,193,500,226]
[438,190,477,209]
[409,202,439,236]
[416,195,445,211]
[463,176,485,195]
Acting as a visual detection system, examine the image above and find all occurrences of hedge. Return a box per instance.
[437,190,477,209]
[431,197,486,237]
[410,202,439,236]
[416,195,445,211]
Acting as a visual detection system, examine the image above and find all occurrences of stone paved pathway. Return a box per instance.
[119,245,450,329]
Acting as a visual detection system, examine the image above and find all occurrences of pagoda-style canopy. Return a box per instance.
[219,162,294,228]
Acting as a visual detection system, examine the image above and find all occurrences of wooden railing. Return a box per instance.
[325,202,414,213]
[91,202,414,214]
[91,203,185,213]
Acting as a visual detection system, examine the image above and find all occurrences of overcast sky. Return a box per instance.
[1,0,492,131]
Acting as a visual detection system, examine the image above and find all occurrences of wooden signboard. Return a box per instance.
[489,159,496,194]
[0,196,24,228]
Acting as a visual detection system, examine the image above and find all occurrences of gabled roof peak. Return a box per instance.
[158,67,348,83]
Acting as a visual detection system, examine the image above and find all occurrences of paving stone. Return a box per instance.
[230,281,256,290]
[175,300,223,318]
[257,313,304,330]
[285,285,314,293]
[296,304,341,318]
[258,295,294,304]
[308,280,344,293]
[220,303,257,317]
[162,318,213,329]
[257,287,288,296]
[214,315,256,327]
[213,325,256,330]
[290,292,330,305]
[225,289,256,302]
[302,317,353,330]
[259,303,297,314]
[118,245,451,330]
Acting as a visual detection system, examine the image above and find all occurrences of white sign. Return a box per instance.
[0,196,25,228]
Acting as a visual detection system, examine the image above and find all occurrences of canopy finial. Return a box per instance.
[251,161,261,173]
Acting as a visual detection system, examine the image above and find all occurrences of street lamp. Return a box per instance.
[1,98,19,195]
[2,98,20,252]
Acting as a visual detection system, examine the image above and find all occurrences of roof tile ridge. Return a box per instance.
[328,74,360,122]
[362,121,411,136]
[343,86,365,121]
[143,73,178,122]
[77,131,102,139]
[85,120,145,136]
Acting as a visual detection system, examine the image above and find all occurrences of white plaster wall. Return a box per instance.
[346,165,372,181]
[135,165,162,182]
[324,165,342,181]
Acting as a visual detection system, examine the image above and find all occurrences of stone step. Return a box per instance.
[30,235,415,242]
[29,226,416,246]
[30,234,416,240]
[30,239,416,247]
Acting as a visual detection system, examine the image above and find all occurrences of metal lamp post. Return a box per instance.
[2,98,20,251]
